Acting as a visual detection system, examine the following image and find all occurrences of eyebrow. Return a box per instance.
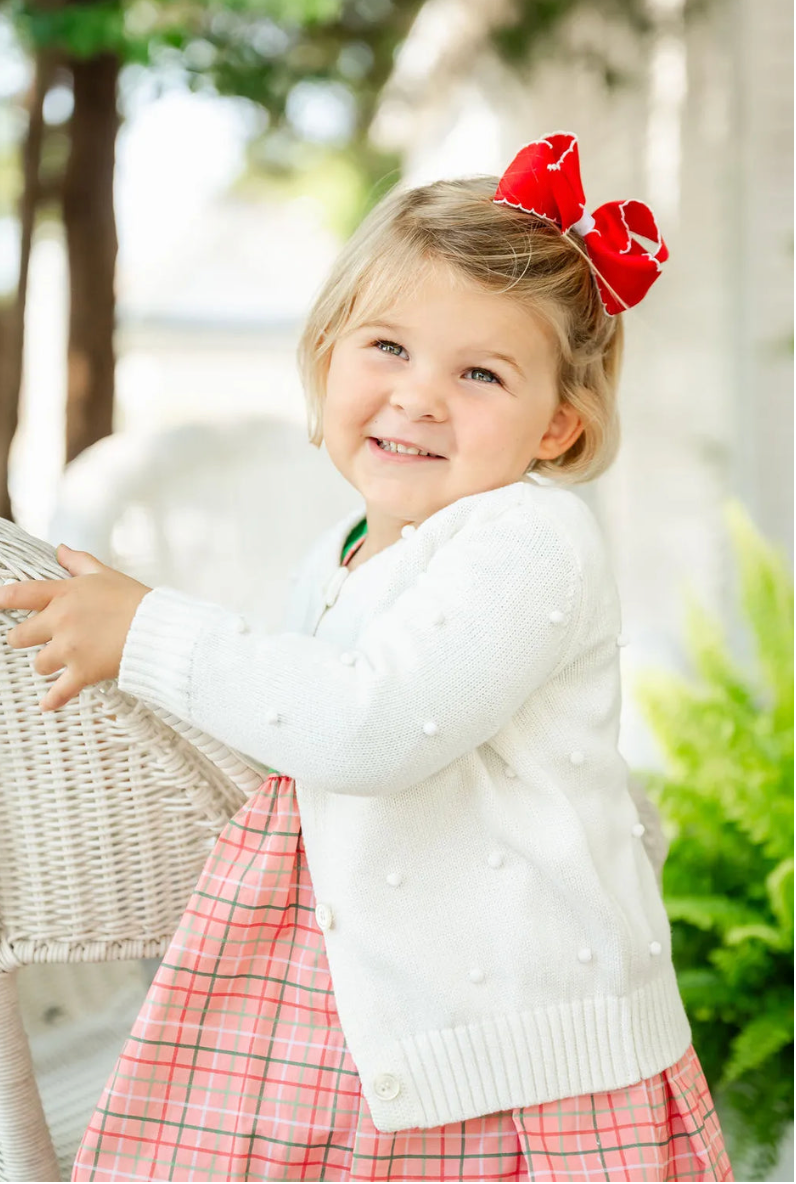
[357,322,526,379]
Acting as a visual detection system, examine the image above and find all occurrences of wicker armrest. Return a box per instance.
[0,517,269,1181]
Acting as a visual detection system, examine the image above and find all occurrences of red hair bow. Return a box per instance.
[493,131,669,316]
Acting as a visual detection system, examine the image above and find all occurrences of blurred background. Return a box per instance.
[0,0,792,1179]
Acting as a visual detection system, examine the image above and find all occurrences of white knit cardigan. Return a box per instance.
[118,477,692,1134]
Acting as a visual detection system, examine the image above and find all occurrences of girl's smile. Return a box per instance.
[366,437,447,463]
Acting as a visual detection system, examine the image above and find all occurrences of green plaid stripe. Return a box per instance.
[73,775,733,1182]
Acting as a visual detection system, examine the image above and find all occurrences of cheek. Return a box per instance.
[457,403,539,460]
[457,401,513,441]
[324,358,357,416]
[337,360,385,415]
[323,368,377,446]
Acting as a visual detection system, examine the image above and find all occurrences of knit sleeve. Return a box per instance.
[117,501,585,796]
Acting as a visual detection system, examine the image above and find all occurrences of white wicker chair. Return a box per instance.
[0,518,267,1182]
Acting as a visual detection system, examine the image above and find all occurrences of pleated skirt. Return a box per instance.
[72,774,734,1182]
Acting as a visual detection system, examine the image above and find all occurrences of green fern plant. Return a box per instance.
[631,498,793,1181]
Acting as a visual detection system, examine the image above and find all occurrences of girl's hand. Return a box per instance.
[0,544,152,712]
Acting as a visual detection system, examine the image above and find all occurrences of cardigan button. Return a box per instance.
[577,947,593,963]
[339,650,357,665]
[616,633,629,647]
[504,765,517,778]
[423,720,438,736]
[400,524,417,539]
[631,822,646,837]
[468,967,485,983]
[428,607,445,625]
[487,850,504,868]
[315,902,334,930]
[234,616,250,634]
[569,751,585,766]
[548,609,564,624]
[386,872,403,887]
[266,710,281,725]
[374,1072,401,1100]
[649,940,662,956]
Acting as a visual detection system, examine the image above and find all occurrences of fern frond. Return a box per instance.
[662,895,765,934]
[765,857,794,936]
[630,497,794,1170]
[724,499,794,727]
[681,588,757,710]
[720,1002,794,1083]
[724,923,787,950]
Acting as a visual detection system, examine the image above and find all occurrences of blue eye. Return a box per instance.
[372,341,502,385]
[468,367,502,385]
[374,340,406,357]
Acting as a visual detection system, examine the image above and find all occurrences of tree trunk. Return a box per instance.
[0,50,54,521]
[62,52,119,465]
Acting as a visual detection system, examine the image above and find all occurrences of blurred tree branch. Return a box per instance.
[0,44,56,520]
[62,48,118,464]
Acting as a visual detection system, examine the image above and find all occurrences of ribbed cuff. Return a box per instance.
[118,586,223,718]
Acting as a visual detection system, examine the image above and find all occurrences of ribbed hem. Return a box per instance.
[357,965,692,1133]
[118,586,222,718]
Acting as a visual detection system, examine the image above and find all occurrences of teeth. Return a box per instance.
[377,439,434,457]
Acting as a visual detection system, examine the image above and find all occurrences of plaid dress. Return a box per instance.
[72,532,734,1182]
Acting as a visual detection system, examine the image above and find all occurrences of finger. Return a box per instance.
[40,670,83,713]
[0,579,62,614]
[6,614,54,650]
[56,545,106,576]
[33,644,66,678]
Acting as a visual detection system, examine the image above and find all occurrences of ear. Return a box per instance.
[535,401,584,461]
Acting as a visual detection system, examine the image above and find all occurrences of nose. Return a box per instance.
[388,369,447,420]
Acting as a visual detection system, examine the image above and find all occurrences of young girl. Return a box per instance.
[3,132,733,1181]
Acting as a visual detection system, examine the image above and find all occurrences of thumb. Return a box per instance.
[56,544,105,575]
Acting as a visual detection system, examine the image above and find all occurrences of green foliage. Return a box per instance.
[7,0,346,62]
[4,0,422,207]
[11,0,127,58]
[5,0,408,115]
[632,498,794,1179]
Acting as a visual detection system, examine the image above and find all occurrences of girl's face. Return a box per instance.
[322,264,584,545]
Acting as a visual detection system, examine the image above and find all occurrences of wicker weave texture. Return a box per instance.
[0,517,267,1180]
[0,518,268,970]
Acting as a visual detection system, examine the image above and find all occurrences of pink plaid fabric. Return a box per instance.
[73,775,734,1182]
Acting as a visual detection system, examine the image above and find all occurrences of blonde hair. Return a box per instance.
[297,175,623,485]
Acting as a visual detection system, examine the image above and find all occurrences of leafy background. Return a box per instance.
[634,499,794,1180]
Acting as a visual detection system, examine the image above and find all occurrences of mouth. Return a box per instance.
[368,438,446,461]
